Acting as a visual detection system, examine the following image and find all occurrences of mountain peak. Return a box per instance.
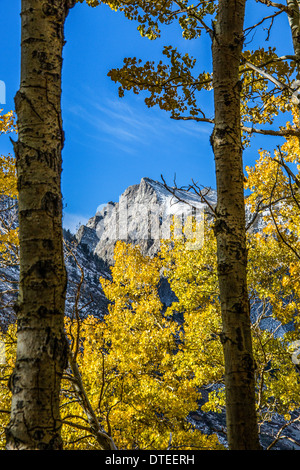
[76,176,217,264]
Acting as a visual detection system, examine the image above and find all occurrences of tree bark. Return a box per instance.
[211,0,261,450]
[287,0,300,80]
[6,0,75,450]
[286,1,300,134]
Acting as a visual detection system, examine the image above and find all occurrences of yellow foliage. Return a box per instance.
[0,110,17,200]
[60,214,300,449]
[1,106,300,448]
[0,154,17,200]
[60,242,222,450]
[2,211,300,449]
[244,110,300,422]
[0,111,18,265]
[0,110,16,136]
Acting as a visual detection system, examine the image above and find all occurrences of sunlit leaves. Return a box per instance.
[92,1,300,145]
[79,0,175,39]
[161,216,300,429]
[108,46,212,118]
[0,110,16,137]
[244,112,300,423]
[59,241,222,450]
[1,211,300,447]
[0,110,18,448]
[0,111,18,266]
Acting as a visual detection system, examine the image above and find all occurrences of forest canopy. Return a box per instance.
[1,0,300,451]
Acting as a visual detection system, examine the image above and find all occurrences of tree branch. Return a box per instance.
[243,60,290,90]
[273,146,300,188]
[171,114,300,137]
[268,166,300,259]
[242,125,300,137]
[267,415,300,450]
[160,174,217,216]
[244,9,284,35]
[66,344,118,450]
[256,0,292,14]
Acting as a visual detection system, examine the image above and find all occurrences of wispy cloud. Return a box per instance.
[64,85,211,153]
[63,211,90,234]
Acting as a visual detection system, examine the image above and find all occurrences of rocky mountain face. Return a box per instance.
[1,177,213,326]
[72,176,215,324]
[73,176,284,330]
[1,177,300,450]
[76,177,216,265]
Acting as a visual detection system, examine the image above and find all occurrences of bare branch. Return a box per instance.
[244,9,284,35]
[242,125,300,137]
[243,60,290,90]
[171,114,300,137]
[273,146,300,188]
[256,0,292,14]
[171,114,214,124]
[267,415,300,450]
[62,420,92,434]
[160,174,216,216]
[66,344,117,450]
[268,166,300,259]
[246,198,269,231]
[189,179,217,216]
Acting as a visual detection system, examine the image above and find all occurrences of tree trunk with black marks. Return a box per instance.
[6,0,75,450]
[287,0,300,82]
[211,0,261,450]
[286,0,300,145]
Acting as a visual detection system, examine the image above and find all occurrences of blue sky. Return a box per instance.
[0,0,293,232]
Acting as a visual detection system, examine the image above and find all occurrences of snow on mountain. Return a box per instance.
[76,177,216,265]
[75,176,291,335]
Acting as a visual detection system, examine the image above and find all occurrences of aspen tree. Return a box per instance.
[6,0,76,450]
[210,0,261,450]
